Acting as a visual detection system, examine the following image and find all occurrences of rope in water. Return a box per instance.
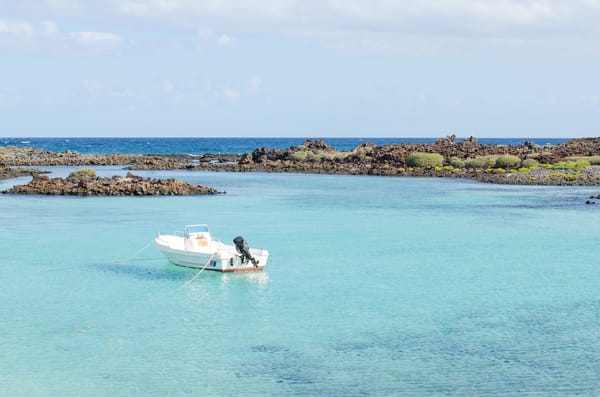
[114,239,156,263]
[44,237,214,290]
[174,253,216,291]
[40,239,219,334]
[43,239,157,272]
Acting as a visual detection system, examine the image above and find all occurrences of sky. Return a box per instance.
[1,1,600,138]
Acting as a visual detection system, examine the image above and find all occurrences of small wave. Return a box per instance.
[21,141,30,144]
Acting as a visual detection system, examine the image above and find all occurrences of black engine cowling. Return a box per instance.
[233,236,258,266]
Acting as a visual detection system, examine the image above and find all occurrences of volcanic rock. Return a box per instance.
[2,172,222,196]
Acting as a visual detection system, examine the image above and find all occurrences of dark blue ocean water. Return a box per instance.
[1,137,567,155]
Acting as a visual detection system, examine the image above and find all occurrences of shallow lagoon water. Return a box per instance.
[1,169,600,396]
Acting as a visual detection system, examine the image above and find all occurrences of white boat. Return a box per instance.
[154,225,269,272]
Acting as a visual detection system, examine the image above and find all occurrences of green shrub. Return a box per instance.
[449,157,465,168]
[351,146,373,161]
[406,152,444,168]
[549,173,584,180]
[68,168,96,178]
[495,155,521,169]
[520,159,539,169]
[464,155,499,169]
[586,156,600,165]
[575,159,591,169]
[551,160,590,170]
[291,151,308,161]
[307,150,342,162]
[565,156,600,165]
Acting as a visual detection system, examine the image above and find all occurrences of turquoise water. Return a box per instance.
[2,168,600,396]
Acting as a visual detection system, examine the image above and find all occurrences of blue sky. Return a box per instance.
[1,1,600,138]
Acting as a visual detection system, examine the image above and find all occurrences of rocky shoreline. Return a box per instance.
[2,136,600,188]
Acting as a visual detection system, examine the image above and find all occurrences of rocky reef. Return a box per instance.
[2,171,221,196]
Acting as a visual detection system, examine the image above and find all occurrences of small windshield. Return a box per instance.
[184,224,209,238]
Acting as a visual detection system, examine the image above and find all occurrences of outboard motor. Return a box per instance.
[233,236,259,266]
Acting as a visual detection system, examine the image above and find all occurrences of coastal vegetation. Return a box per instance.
[541,160,590,171]
[68,168,97,178]
[494,155,522,169]
[464,155,499,169]
[520,159,539,169]
[565,155,600,165]
[406,152,444,168]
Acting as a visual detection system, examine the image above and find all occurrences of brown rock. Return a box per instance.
[2,173,222,196]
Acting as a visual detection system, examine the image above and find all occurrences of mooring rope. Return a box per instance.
[174,253,216,291]
[114,239,155,263]
[43,239,157,272]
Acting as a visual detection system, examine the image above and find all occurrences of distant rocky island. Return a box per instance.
[2,136,600,194]
[2,169,221,196]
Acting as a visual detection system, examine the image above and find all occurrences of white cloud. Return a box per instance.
[0,18,123,54]
[112,1,565,31]
[3,1,600,55]
[0,19,34,40]
[109,0,600,55]
[216,33,234,46]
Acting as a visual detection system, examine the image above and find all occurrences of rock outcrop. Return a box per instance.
[2,172,221,196]
[0,166,46,180]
